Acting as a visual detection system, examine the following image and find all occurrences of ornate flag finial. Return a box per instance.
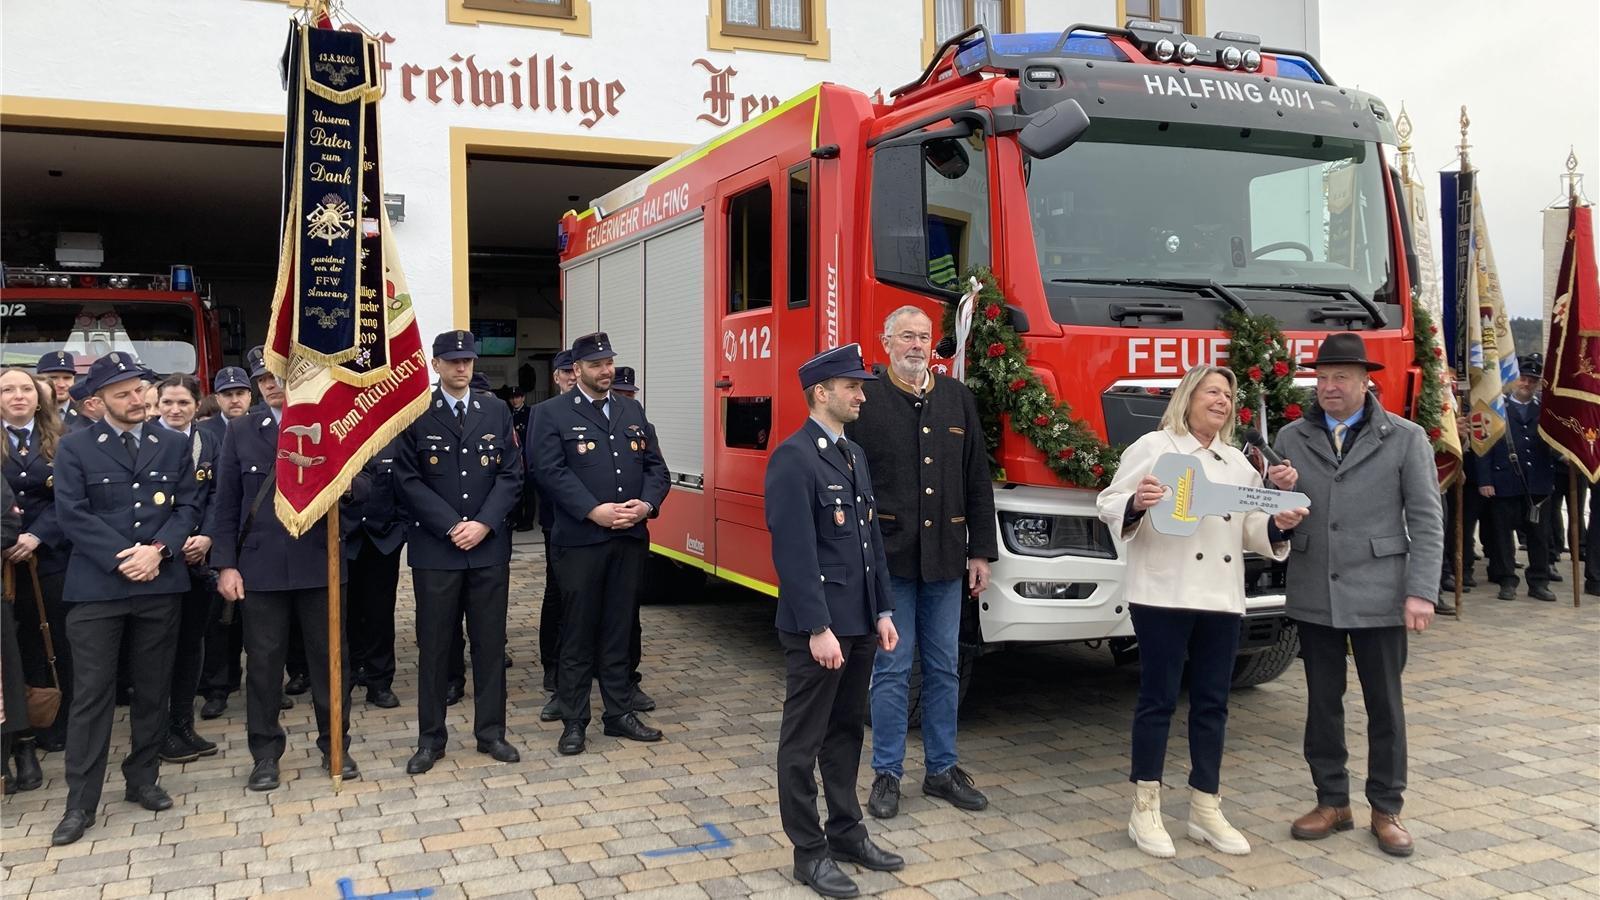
[1457,105,1471,169]
[1396,104,1413,152]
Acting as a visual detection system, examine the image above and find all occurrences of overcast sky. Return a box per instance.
[1320,0,1599,320]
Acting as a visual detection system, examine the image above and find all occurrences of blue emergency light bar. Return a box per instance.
[952,31,1128,76]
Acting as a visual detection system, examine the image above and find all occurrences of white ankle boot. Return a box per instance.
[1128,780,1176,858]
[1187,787,1251,855]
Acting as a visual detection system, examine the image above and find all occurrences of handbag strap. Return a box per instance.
[24,558,60,690]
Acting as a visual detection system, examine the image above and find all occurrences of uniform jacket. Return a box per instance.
[53,418,200,602]
[511,404,531,453]
[845,369,998,583]
[206,409,359,591]
[529,388,668,548]
[765,418,894,636]
[1096,428,1287,615]
[393,388,522,569]
[152,419,221,579]
[347,439,407,557]
[1473,397,1558,497]
[2,423,69,575]
[61,403,87,433]
[1274,394,1444,628]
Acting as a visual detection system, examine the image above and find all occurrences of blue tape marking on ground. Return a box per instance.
[337,877,436,899]
[639,822,736,858]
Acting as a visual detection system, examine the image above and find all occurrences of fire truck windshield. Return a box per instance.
[0,300,198,375]
[1027,120,1396,327]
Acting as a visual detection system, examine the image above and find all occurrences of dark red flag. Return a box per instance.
[1539,204,1600,481]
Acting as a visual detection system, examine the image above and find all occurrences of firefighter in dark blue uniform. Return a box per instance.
[1475,355,1560,602]
[530,333,668,756]
[48,352,202,846]
[346,439,406,709]
[147,374,223,765]
[64,378,100,434]
[36,350,82,431]
[532,349,576,723]
[198,365,254,718]
[765,344,904,898]
[208,357,361,792]
[0,365,71,786]
[395,331,524,775]
[609,366,653,710]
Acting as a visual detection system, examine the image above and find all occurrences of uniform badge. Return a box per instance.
[586,441,596,451]
[98,433,109,443]
[429,455,439,465]
[480,454,489,466]
[817,437,828,449]
[834,507,846,526]
[629,440,638,451]
[45,475,52,488]
[195,470,206,482]
[153,491,167,506]
[576,442,587,455]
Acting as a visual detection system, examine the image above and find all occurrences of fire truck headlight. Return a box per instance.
[1242,49,1262,71]
[1220,46,1243,70]
[1153,39,1175,62]
[1015,581,1096,600]
[1177,41,1199,64]
[1000,512,1117,559]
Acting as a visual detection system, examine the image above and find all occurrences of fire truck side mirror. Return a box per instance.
[871,140,948,300]
[1018,99,1090,160]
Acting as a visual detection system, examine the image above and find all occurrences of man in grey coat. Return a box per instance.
[1273,333,1442,858]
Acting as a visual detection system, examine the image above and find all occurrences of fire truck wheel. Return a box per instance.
[643,553,707,604]
[1230,621,1300,689]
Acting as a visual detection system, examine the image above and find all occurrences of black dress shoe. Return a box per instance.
[1547,569,1565,583]
[794,856,859,898]
[1530,584,1559,602]
[557,723,586,756]
[124,783,173,811]
[36,734,66,753]
[631,687,657,712]
[445,683,465,706]
[406,747,444,775]
[477,738,522,763]
[503,653,513,669]
[540,695,562,722]
[320,754,361,781]
[52,809,93,846]
[200,695,228,719]
[1498,583,1518,601]
[602,713,663,743]
[284,673,310,695]
[247,759,280,792]
[923,765,988,811]
[159,732,200,764]
[828,835,905,872]
[1585,582,1600,598]
[866,772,900,819]
[1435,603,1457,617]
[1464,573,1478,588]
[175,723,219,757]
[366,688,400,709]
[280,693,295,710]
[12,739,43,792]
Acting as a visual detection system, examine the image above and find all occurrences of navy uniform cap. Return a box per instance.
[68,379,92,403]
[1519,354,1544,378]
[433,330,478,360]
[553,349,575,372]
[83,352,146,394]
[36,350,76,375]
[213,366,251,393]
[612,366,639,393]
[245,345,269,379]
[570,331,615,362]
[469,372,492,392]
[798,343,877,389]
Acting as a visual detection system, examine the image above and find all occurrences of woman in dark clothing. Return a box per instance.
[4,471,36,792]
[1,366,72,786]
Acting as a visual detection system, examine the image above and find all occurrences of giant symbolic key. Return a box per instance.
[1147,452,1310,537]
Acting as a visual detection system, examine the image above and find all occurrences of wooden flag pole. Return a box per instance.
[1570,469,1582,608]
[328,504,344,790]
[1454,478,1464,617]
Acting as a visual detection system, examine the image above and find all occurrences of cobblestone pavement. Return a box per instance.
[3,538,1597,899]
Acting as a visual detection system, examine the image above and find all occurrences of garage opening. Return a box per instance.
[465,156,649,402]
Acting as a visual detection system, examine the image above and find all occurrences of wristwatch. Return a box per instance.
[149,540,171,559]
[808,624,830,636]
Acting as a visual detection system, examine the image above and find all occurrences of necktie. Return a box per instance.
[122,431,139,463]
[6,426,26,456]
[836,437,855,472]
[454,400,465,428]
[1333,423,1348,457]
[593,396,608,420]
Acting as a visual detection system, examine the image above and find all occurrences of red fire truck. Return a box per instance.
[556,22,1416,699]
[1,262,229,386]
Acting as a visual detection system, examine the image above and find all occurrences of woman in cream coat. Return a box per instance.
[1097,365,1306,859]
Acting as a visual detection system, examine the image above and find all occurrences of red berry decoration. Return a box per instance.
[1009,378,1027,392]
[1032,414,1051,427]
[984,304,1001,321]
[1239,408,1254,424]
[1433,346,1444,358]
[1092,464,1105,477]
[1057,447,1073,459]
[1273,360,1290,378]
[987,342,1006,358]
[1427,427,1442,440]
[1248,365,1263,382]
[1284,403,1303,421]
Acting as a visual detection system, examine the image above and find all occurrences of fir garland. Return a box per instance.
[944,267,1119,488]
[1411,301,1448,448]
[1220,308,1308,434]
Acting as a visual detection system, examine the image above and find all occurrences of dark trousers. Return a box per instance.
[414,566,509,749]
[540,532,564,694]
[1298,620,1408,814]
[1127,604,1241,793]
[347,537,401,693]
[13,564,71,746]
[1486,494,1550,587]
[449,620,467,692]
[166,575,214,729]
[241,587,350,761]
[199,594,244,700]
[1542,491,1567,559]
[1442,485,1482,579]
[1588,486,1600,588]
[553,538,643,725]
[776,629,874,864]
[287,611,309,681]
[62,595,180,813]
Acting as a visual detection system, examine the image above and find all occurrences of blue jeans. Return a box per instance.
[870,576,962,779]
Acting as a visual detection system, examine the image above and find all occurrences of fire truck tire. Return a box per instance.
[644,553,706,603]
[1230,621,1300,688]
